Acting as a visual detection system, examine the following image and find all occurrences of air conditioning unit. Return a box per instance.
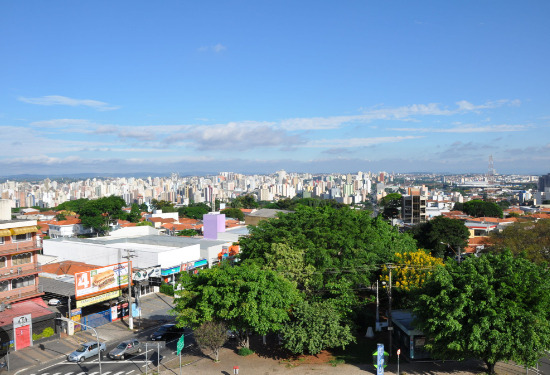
[6,304,11,309]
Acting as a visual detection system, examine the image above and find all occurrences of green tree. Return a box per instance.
[263,243,315,290]
[55,213,67,221]
[173,263,301,348]
[240,206,416,317]
[411,216,470,258]
[126,203,142,223]
[379,193,402,220]
[151,199,176,212]
[78,196,126,234]
[412,252,550,374]
[220,207,245,221]
[178,203,211,219]
[280,299,354,355]
[193,321,228,362]
[230,194,259,209]
[56,198,89,213]
[462,200,503,218]
[489,219,550,264]
[177,229,198,236]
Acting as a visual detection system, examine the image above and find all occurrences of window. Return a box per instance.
[0,237,4,244]
[0,280,8,292]
[12,252,32,265]
[12,233,30,242]
[11,276,34,289]
[0,256,5,268]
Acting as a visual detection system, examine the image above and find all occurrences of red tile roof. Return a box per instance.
[0,297,54,326]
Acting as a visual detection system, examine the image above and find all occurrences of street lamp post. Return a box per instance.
[57,317,102,374]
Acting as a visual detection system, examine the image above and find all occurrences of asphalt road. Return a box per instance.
[23,330,195,375]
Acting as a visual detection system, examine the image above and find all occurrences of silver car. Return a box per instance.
[108,339,142,360]
[67,341,106,363]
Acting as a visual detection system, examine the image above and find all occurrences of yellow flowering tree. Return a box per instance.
[381,250,444,291]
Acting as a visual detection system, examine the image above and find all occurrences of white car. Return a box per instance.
[48,298,61,306]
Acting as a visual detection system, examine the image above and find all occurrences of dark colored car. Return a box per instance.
[108,339,142,360]
[150,324,185,341]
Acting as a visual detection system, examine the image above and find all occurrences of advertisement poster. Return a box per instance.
[75,262,130,299]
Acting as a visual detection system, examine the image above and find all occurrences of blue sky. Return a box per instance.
[1,1,549,176]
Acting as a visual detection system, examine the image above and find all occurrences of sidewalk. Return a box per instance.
[158,346,533,375]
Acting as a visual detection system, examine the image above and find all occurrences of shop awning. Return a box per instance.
[10,226,38,235]
[0,229,11,237]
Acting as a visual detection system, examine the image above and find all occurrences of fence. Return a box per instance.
[81,309,111,329]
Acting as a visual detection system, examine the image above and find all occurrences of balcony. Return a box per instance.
[0,264,42,280]
[0,240,41,256]
[0,284,44,304]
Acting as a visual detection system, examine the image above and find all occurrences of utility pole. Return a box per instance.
[388,264,393,358]
[122,249,137,330]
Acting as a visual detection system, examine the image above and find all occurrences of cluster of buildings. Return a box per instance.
[1,170,549,354]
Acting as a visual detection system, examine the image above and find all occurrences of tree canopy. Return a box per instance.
[379,193,402,220]
[230,194,259,209]
[220,207,245,221]
[412,252,550,374]
[489,219,550,264]
[411,216,470,258]
[178,203,211,219]
[462,199,503,218]
[56,196,126,234]
[173,263,301,347]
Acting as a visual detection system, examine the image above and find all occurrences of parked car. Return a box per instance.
[48,298,61,306]
[108,339,142,360]
[150,324,185,341]
[67,341,106,363]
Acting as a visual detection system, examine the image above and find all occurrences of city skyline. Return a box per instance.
[1,1,549,175]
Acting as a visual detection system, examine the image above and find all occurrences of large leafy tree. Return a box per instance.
[230,194,259,209]
[381,249,444,292]
[489,219,550,264]
[462,199,503,218]
[413,252,550,374]
[411,216,469,258]
[379,193,402,220]
[178,203,211,219]
[172,263,301,348]
[193,321,228,362]
[68,196,126,234]
[280,299,354,355]
[240,206,416,298]
[220,207,245,221]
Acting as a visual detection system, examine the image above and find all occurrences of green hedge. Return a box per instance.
[160,283,174,296]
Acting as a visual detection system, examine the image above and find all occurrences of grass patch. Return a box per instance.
[329,358,345,366]
[238,347,255,356]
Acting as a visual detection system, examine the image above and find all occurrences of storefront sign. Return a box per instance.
[75,262,130,299]
[76,290,122,308]
[70,308,82,317]
[133,266,161,281]
[13,314,31,329]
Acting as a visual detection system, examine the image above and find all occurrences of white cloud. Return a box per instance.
[389,124,530,133]
[308,136,423,148]
[177,121,302,150]
[198,43,227,53]
[18,95,120,111]
[280,99,521,130]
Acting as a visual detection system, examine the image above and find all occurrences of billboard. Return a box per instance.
[75,262,130,299]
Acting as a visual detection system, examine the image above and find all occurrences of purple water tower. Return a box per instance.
[203,213,226,240]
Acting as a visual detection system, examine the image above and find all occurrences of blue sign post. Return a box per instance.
[377,343,384,375]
